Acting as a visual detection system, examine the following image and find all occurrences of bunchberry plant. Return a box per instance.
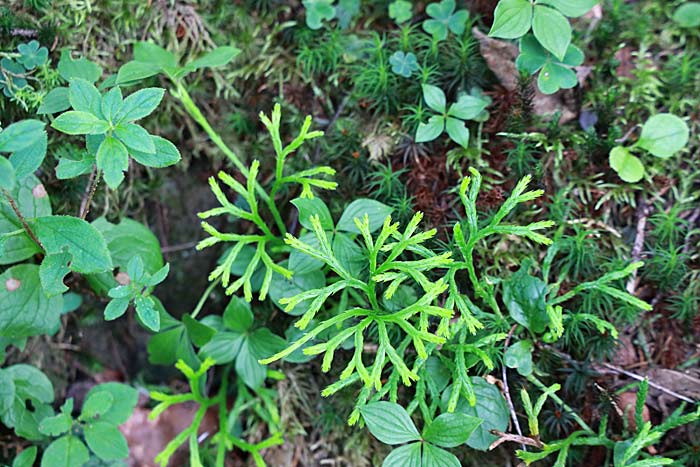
[416,84,490,148]
[609,113,690,182]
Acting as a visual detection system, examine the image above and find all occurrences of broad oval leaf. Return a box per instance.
[532,5,571,60]
[422,84,447,113]
[40,435,90,467]
[637,113,689,159]
[489,0,533,39]
[674,2,700,27]
[538,0,598,17]
[422,443,461,467]
[114,87,165,123]
[129,136,181,168]
[422,412,482,448]
[360,401,421,445]
[416,115,445,143]
[84,421,129,461]
[337,199,392,233]
[383,442,422,467]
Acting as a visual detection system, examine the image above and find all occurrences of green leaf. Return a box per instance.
[83,383,137,425]
[147,305,200,368]
[383,443,422,467]
[135,295,159,331]
[445,117,470,148]
[422,444,461,467]
[423,0,469,41]
[532,5,571,60]
[10,131,48,180]
[115,61,161,85]
[92,217,164,275]
[101,87,123,123]
[489,0,533,39]
[34,215,113,274]
[389,0,413,23]
[504,340,534,376]
[609,146,645,183]
[200,332,244,364]
[38,411,72,437]
[41,436,89,467]
[0,157,15,190]
[12,446,37,467]
[333,232,365,276]
[0,265,62,338]
[114,88,164,123]
[423,412,483,448]
[337,199,393,233]
[235,339,267,389]
[17,41,47,70]
[538,61,578,94]
[249,328,286,361]
[503,266,549,333]
[104,297,130,321]
[182,315,216,347]
[129,135,181,168]
[223,296,254,332]
[40,252,72,296]
[416,115,445,143]
[51,111,109,135]
[80,390,114,421]
[637,114,689,159]
[134,42,178,69]
[269,267,325,315]
[538,0,598,17]
[673,2,700,27]
[290,232,325,274]
[57,50,102,83]
[389,51,419,78]
[37,87,71,114]
[443,377,509,451]
[422,84,446,113]
[55,152,95,180]
[0,119,45,153]
[292,197,334,230]
[303,0,336,30]
[187,46,241,71]
[68,79,102,115]
[0,175,50,265]
[84,422,128,461]
[448,94,489,120]
[96,136,129,189]
[360,401,420,445]
[114,123,155,154]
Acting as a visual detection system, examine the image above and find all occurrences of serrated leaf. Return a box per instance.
[39,252,72,296]
[68,79,102,115]
[0,265,62,338]
[96,136,129,189]
[80,390,114,420]
[37,87,71,114]
[57,50,102,83]
[114,88,164,123]
[41,436,89,467]
[33,215,113,273]
[115,61,161,85]
[129,136,181,168]
[104,297,131,321]
[51,111,109,135]
[84,421,129,461]
[135,295,159,331]
[101,87,123,123]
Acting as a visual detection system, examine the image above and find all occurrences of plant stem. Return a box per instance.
[527,374,595,435]
[2,189,43,250]
[215,365,231,467]
[79,168,100,220]
[172,81,286,234]
[191,277,222,319]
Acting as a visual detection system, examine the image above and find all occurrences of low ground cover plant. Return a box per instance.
[1,1,699,466]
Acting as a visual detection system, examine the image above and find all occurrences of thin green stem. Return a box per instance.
[191,277,221,319]
[172,81,286,234]
[527,374,595,435]
[215,365,231,467]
